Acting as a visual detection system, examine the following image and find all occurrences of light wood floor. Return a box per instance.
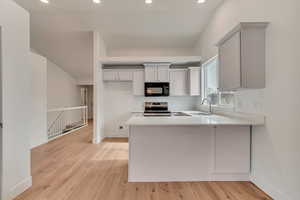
[15,123,272,200]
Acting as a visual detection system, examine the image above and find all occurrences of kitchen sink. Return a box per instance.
[183,111,212,116]
[171,111,212,117]
[172,112,191,117]
[191,112,211,116]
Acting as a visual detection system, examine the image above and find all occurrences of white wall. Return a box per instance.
[30,52,47,149]
[47,60,82,132]
[93,32,107,144]
[104,82,198,137]
[47,60,81,109]
[194,0,300,199]
[0,0,32,199]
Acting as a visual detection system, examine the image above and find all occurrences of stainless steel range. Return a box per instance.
[143,102,171,117]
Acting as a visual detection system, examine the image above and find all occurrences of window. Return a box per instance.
[201,55,234,107]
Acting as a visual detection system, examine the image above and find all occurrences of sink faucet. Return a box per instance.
[201,98,212,114]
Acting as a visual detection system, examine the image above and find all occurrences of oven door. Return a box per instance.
[145,82,169,97]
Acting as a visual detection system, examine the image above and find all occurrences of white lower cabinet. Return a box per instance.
[129,125,251,182]
[169,69,188,96]
[214,126,251,174]
[133,70,145,96]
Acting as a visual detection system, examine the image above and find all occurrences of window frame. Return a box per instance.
[201,55,234,108]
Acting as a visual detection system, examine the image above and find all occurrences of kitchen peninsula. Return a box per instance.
[126,112,264,182]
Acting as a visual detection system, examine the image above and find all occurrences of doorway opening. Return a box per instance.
[80,85,93,121]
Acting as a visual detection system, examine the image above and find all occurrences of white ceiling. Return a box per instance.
[15,0,223,79]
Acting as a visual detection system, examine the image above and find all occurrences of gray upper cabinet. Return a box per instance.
[103,69,133,81]
[188,67,201,96]
[217,22,269,91]
[144,63,170,82]
[144,64,157,82]
[103,69,119,81]
[133,69,145,96]
[169,69,188,96]
[219,31,241,90]
[157,65,170,82]
[169,68,201,96]
[118,70,133,81]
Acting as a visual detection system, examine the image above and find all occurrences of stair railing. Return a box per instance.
[47,106,88,140]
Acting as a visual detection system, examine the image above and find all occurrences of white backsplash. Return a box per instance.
[103,82,198,137]
[133,96,198,112]
[196,89,265,116]
[234,89,265,114]
[103,81,265,138]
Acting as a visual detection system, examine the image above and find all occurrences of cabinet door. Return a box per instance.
[119,70,133,81]
[219,31,241,90]
[144,65,157,82]
[189,67,201,96]
[133,70,145,96]
[169,69,188,96]
[157,65,170,82]
[214,126,250,174]
[103,69,118,81]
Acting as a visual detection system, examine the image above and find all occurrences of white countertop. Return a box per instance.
[126,111,265,126]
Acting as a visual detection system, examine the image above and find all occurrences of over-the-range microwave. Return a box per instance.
[144,82,169,97]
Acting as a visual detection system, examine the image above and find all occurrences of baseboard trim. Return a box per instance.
[128,177,211,182]
[104,133,128,138]
[93,136,102,144]
[104,135,128,138]
[251,176,292,200]
[211,173,250,181]
[9,176,32,200]
[30,139,47,149]
[129,173,250,183]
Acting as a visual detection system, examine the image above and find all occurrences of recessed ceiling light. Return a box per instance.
[197,0,206,3]
[93,0,101,4]
[40,0,49,4]
[145,0,152,4]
